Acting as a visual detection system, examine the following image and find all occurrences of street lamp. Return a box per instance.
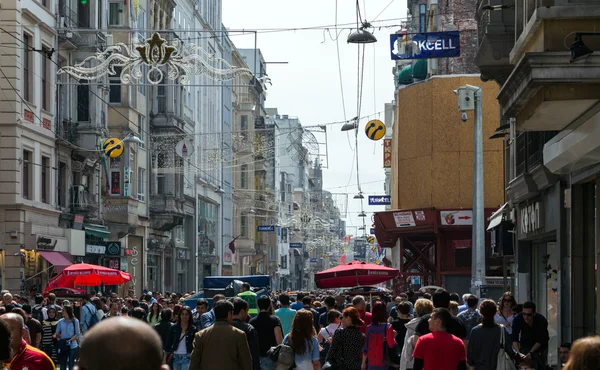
[300,213,311,290]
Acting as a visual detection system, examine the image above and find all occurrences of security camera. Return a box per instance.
[460,112,468,122]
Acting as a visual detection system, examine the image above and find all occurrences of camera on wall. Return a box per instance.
[454,87,476,122]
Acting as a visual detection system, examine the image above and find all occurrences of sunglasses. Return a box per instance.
[522,312,533,317]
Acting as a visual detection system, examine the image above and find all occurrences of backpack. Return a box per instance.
[85,305,99,329]
[32,304,44,322]
[496,325,516,370]
[319,328,332,365]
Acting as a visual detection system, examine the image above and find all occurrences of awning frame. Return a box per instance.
[487,203,510,231]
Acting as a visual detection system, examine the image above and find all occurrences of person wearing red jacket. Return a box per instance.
[352,296,372,334]
[2,312,55,370]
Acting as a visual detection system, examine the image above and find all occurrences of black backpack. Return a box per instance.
[319,327,332,365]
[32,304,44,322]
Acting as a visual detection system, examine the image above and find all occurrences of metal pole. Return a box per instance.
[472,87,486,296]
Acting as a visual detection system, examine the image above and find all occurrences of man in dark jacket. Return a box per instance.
[232,298,261,370]
[154,308,173,352]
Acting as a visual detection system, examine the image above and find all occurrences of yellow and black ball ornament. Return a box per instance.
[365,120,386,141]
[103,138,124,158]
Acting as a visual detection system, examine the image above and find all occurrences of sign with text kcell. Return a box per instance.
[368,196,391,206]
[257,225,275,232]
[390,31,460,60]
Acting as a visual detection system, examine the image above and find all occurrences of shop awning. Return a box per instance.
[84,224,110,238]
[398,64,413,85]
[38,251,72,273]
[373,208,438,248]
[487,203,509,231]
[413,59,427,80]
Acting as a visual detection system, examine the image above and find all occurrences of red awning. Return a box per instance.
[38,251,72,273]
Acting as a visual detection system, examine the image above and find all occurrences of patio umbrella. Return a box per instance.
[314,260,400,289]
[44,263,132,291]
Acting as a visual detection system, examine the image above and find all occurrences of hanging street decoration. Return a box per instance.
[364,119,386,141]
[57,32,253,85]
[103,138,124,158]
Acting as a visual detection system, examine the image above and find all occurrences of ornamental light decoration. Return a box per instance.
[57,32,254,85]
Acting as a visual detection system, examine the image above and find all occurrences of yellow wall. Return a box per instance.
[391,76,504,210]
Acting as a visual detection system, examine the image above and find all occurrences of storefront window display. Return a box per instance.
[533,242,558,367]
[198,199,219,256]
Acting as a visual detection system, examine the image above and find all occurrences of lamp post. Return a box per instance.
[454,85,485,297]
[300,212,311,291]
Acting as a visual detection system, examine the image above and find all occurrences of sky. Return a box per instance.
[222,0,407,236]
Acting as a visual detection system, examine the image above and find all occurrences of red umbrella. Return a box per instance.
[314,260,400,289]
[44,263,132,292]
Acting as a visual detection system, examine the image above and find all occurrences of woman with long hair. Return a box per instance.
[284,310,321,370]
[326,307,366,370]
[400,298,434,370]
[164,306,197,370]
[563,336,600,370]
[466,299,515,369]
[41,305,60,364]
[147,302,162,326]
[494,292,517,334]
[172,304,182,323]
[362,301,396,370]
[54,305,81,370]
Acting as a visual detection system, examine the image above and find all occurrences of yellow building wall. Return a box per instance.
[391,76,504,211]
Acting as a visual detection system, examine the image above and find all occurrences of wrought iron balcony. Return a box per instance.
[150,195,186,231]
[70,184,98,213]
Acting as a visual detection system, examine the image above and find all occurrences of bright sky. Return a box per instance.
[222,0,407,236]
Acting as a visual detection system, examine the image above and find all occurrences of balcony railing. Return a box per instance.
[70,184,97,212]
[57,119,78,143]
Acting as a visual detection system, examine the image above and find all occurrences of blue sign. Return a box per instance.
[370,228,375,234]
[257,225,275,232]
[368,195,391,206]
[310,258,318,263]
[289,243,303,249]
[390,31,460,60]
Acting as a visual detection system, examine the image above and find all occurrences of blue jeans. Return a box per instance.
[172,353,190,370]
[260,356,274,370]
[59,347,78,370]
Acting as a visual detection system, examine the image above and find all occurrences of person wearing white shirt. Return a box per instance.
[317,310,341,366]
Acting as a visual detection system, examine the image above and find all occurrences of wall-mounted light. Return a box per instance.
[570,33,595,63]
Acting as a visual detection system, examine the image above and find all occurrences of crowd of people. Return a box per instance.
[0,287,599,370]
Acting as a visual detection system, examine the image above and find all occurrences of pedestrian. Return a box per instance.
[318,296,337,328]
[147,302,162,326]
[400,298,434,370]
[325,307,365,370]
[352,296,372,334]
[562,336,600,370]
[495,292,517,334]
[412,308,467,370]
[200,294,225,329]
[22,304,43,348]
[188,300,252,370]
[54,305,81,370]
[390,301,411,352]
[73,316,169,370]
[466,299,515,370]
[511,301,549,369]
[192,299,208,328]
[232,298,261,370]
[283,310,320,370]
[1,313,55,370]
[317,310,341,366]
[80,296,97,335]
[238,283,258,317]
[414,289,466,341]
[250,296,283,370]
[457,295,482,336]
[154,308,174,351]
[361,301,396,370]
[274,293,296,336]
[41,305,60,364]
[559,342,571,368]
[164,306,196,370]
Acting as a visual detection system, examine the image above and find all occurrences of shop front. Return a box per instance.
[513,182,563,368]
[82,241,122,294]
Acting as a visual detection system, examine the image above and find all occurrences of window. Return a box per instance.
[110,157,121,195]
[22,150,32,199]
[41,47,50,111]
[109,2,124,25]
[137,167,145,201]
[23,35,31,102]
[41,156,50,203]
[137,114,145,148]
[241,215,248,237]
[280,255,287,269]
[241,164,248,188]
[241,115,248,139]
[77,80,90,121]
[419,4,427,33]
[109,67,122,103]
[58,162,67,207]
[157,82,166,113]
[269,246,275,261]
[156,152,165,194]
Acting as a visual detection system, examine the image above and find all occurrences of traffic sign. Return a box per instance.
[365,120,386,141]
[370,228,375,234]
[257,225,275,232]
[103,138,124,158]
[175,140,194,158]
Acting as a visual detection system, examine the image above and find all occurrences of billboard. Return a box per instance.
[354,238,366,259]
[390,31,461,60]
[383,139,392,168]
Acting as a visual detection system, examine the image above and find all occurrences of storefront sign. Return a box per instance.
[451,240,472,250]
[289,243,303,249]
[37,237,56,250]
[257,225,275,232]
[390,31,461,60]
[368,196,391,205]
[520,201,544,235]
[383,139,392,168]
[106,257,120,270]
[440,210,473,226]
[393,211,416,228]
[129,246,139,288]
[85,241,121,256]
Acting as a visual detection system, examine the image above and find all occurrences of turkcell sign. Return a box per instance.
[289,243,303,249]
[390,31,460,60]
[368,196,391,206]
[257,225,275,232]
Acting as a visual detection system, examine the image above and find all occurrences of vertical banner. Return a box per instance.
[383,139,392,168]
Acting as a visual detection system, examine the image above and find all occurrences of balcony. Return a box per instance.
[150,195,185,231]
[57,119,78,144]
[474,0,515,85]
[70,185,98,214]
[103,197,139,238]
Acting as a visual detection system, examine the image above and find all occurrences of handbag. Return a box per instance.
[166,331,187,364]
[496,325,516,370]
[383,325,400,368]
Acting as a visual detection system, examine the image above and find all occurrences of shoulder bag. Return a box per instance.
[383,324,401,368]
[166,330,187,364]
[496,325,517,370]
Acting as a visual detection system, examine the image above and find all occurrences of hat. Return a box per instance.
[147,291,153,296]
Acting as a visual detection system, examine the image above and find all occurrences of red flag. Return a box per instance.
[339,253,346,264]
[228,235,240,254]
